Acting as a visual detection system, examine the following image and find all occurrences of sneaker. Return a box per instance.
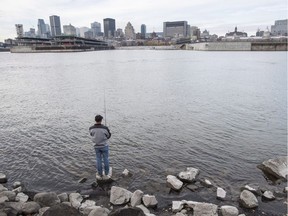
[96,173,102,180]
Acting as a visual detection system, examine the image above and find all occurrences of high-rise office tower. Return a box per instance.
[49,15,62,37]
[15,24,24,37]
[91,22,101,37]
[103,18,115,38]
[163,21,188,38]
[141,24,146,39]
[37,19,47,37]
[124,22,136,39]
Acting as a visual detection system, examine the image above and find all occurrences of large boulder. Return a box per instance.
[131,190,144,207]
[34,192,60,207]
[110,186,132,205]
[178,167,199,182]
[88,207,110,216]
[166,175,183,191]
[43,203,81,216]
[108,207,145,216]
[239,190,258,209]
[22,201,41,215]
[69,193,83,209]
[185,201,218,216]
[220,205,239,216]
[0,191,16,201]
[258,156,288,180]
[142,195,158,208]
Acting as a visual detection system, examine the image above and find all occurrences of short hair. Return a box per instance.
[95,115,103,122]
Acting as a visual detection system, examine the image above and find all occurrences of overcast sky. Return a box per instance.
[0,0,287,41]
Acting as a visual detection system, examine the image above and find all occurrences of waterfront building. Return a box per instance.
[141,24,146,39]
[271,19,287,36]
[225,27,248,38]
[63,24,77,36]
[103,18,116,38]
[91,22,101,38]
[49,15,62,37]
[15,24,24,38]
[163,21,189,38]
[124,22,136,40]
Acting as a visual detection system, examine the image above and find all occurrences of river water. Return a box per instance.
[0,50,287,214]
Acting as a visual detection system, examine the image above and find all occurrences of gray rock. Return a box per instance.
[131,190,144,207]
[259,156,288,179]
[0,196,8,204]
[0,185,7,193]
[22,201,41,214]
[262,191,275,200]
[62,201,72,207]
[136,204,150,214]
[12,186,22,193]
[167,175,183,191]
[57,192,68,202]
[178,167,199,182]
[69,193,83,209]
[81,206,102,216]
[239,190,258,209]
[79,200,96,215]
[4,202,24,215]
[0,174,7,184]
[0,211,7,216]
[12,181,21,189]
[241,185,261,196]
[284,187,288,193]
[88,207,110,216]
[0,191,16,201]
[43,203,81,216]
[175,213,186,216]
[142,195,157,208]
[185,201,218,216]
[34,192,61,207]
[110,186,132,205]
[38,207,50,216]
[108,207,145,216]
[172,201,184,212]
[220,205,239,216]
[186,184,199,192]
[15,192,29,203]
[217,187,226,200]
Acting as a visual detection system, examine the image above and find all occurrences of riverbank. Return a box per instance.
[0,157,287,216]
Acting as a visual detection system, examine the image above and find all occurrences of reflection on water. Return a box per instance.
[0,51,287,213]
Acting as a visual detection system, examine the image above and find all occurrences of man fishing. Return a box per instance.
[89,115,112,180]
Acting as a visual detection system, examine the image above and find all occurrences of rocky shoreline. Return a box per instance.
[0,156,287,216]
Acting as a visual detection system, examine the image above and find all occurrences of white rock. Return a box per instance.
[217,187,226,199]
[167,175,183,191]
[130,190,144,207]
[263,191,275,200]
[220,205,239,216]
[145,214,156,216]
[178,167,200,182]
[110,186,132,205]
[203,179,213,187]
[79,199,96,213]
[15,192,29,203]
[172,201,184,212]
[88,207,110,216]
[239,190,258,208]
[69,193,83,209]
[13,181,22,188]
[136,204,150,214]
[122,169,130,176]
[81,205,101,215]
[260,156,288,179]
[0,184,8,192]
[284,187,288,193]
[238,214,246,216]
[142,195,158,208]
[185,201,218,216]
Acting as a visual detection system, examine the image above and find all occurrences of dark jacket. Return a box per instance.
[89,124,111,148]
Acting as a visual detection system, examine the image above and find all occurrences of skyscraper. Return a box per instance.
[141,24,146,39]
[49,15,62,37]
[103,18,115,38]
[163,21,188,38]
[15,24,24,38]
[37,19,47,37]
[91,22,101,37]
[124,22,136,39]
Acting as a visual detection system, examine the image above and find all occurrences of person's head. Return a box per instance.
[95,115,103,123]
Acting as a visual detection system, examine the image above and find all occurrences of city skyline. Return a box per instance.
[0,0,287,42]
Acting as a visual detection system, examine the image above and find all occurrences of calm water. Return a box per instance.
[0,50,287,213]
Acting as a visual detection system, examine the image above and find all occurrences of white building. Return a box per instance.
[124,22,136,39]
[63,24,77,36]
[271,19,287,36]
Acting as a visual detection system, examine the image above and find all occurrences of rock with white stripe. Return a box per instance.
[262,191,275,200]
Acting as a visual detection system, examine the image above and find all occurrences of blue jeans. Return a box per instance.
[95,145,109,176]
